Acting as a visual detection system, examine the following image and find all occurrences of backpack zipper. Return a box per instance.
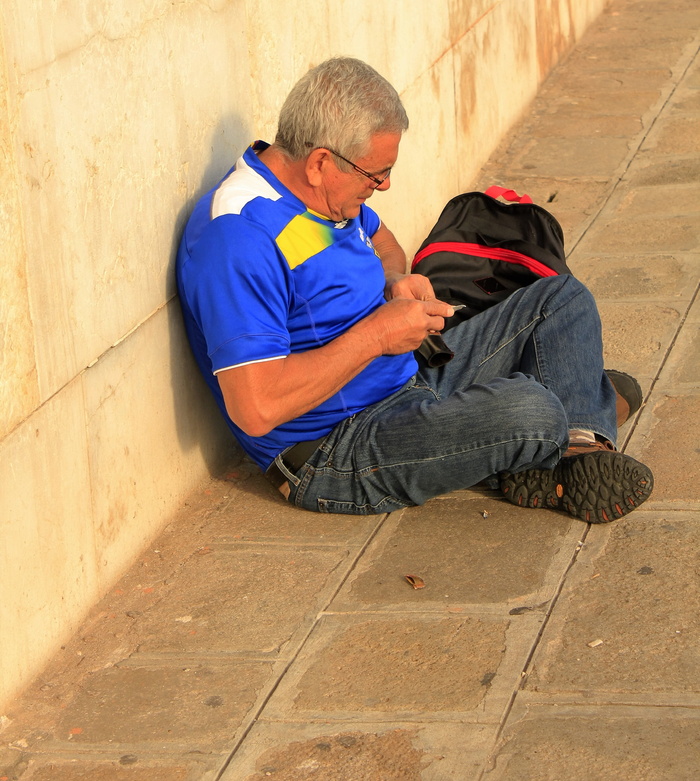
[412,241,559,278]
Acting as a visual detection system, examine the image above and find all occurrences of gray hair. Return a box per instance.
[274,57,409,164]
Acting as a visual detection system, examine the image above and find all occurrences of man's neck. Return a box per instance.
[257,145,333,220]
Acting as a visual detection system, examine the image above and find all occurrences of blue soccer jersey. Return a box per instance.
[176,142,417,469]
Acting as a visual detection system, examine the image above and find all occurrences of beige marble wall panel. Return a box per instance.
[0,32,39,439]
[5,0,252,402]
[82,301,233,591]
[325,0,455,94]
[243,0,453,139]
[379,53,461,258]
[0,379,97,708]
[242,0,334,141]
[534,0,574,78]
[2,1,234,73]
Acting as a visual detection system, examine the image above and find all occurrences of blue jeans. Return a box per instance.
[282,275,618,514]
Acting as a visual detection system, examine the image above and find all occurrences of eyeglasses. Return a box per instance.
[328,149,392,188]
[305,143,392,188]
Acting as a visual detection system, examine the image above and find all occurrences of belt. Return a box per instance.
[265,436,326,491]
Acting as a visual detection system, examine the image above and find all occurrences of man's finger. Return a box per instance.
[427,315,446,333]
[424,300,456,318]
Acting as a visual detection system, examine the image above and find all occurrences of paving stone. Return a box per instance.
[643,116,700,155]
[220,722,494,781]
[627,155,700,186]
[0,744,26,781]
[50,664,271,748]
[133,547,351,655]
[635,394,700,502]
[610,193,700,256]
[657,315,700,388]
[581,213,700,253]
[597,302,681,378]
[569,27,696,68]
[580,21,699,47]
[202,474,377,545]
[12,758,204,781]
[241,728,426,781]
[669,87,700,114]
[526,515,700,694]
[598,0,700,25]
[603,0,700,23]
[331,496,574,608]
[570,253,699,303]
[546,68,672,98]
[610,182,700,218]
[568,42,690,71]
[279,614,509,715]
[523,113,644,139]
[489,710,700,780]
[532,89,662,120]
[508,137,632,178]
[685,57,700,89]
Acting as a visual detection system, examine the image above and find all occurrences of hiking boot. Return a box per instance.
[606,369,643,427]
[499,441,654,523]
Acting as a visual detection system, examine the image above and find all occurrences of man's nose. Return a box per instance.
[375,173,391,191]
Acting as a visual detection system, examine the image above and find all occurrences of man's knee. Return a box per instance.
[488,373,568,441]
[542,273,595,309]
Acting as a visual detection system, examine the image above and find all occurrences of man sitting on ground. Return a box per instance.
[176,57,653,522]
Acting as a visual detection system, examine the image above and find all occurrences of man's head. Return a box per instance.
[274,57,409,164]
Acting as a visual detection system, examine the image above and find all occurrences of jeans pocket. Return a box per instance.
[319,413,357,468]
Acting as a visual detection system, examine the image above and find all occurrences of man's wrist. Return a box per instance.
[384,269,406,297]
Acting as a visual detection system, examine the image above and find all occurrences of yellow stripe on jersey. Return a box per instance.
[276,212,335,270]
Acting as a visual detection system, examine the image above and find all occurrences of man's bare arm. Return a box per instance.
[372,221,407,276]
[218,221,452,437]
[218,296,452,437]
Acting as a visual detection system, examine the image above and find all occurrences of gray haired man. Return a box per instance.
[177,57,652,521]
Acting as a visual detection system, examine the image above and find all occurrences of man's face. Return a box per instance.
[319,132,401,221]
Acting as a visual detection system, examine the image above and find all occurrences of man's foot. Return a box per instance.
[606,369,643,427]
[499,442,654,523]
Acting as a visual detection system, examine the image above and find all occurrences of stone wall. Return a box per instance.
[0,0,605,711]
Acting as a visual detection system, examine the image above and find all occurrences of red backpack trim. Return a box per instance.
[412,241,559,278]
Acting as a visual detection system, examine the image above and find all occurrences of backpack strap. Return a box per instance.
[484,185,534,204]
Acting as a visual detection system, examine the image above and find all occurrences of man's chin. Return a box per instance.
[334,208,361,222]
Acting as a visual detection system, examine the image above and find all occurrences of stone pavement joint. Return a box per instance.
[2,1,699,779]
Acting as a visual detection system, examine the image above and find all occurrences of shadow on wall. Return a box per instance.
[166,114,252,474]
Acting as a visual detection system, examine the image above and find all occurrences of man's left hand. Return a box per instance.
[385,272,436,302]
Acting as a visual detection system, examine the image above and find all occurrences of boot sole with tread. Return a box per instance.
[499,451,653,523]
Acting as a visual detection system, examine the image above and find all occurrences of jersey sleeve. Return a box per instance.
[181,215,292,373]
[359,203,381,240]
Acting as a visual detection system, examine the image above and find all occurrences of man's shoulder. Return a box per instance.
[182,155,301,258]
[211,151,284,220]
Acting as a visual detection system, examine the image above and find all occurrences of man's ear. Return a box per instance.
[304,147,331,187]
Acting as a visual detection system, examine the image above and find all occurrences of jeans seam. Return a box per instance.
[311,435,563,474]
[478,315,540,367]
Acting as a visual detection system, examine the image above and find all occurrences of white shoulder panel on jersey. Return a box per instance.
[211,153,282,219]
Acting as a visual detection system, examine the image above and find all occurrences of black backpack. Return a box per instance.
[412,186,572,366]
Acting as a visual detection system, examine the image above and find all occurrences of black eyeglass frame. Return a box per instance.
[305,143,392,188]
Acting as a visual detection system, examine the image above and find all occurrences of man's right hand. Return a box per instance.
[361,297,456,355]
